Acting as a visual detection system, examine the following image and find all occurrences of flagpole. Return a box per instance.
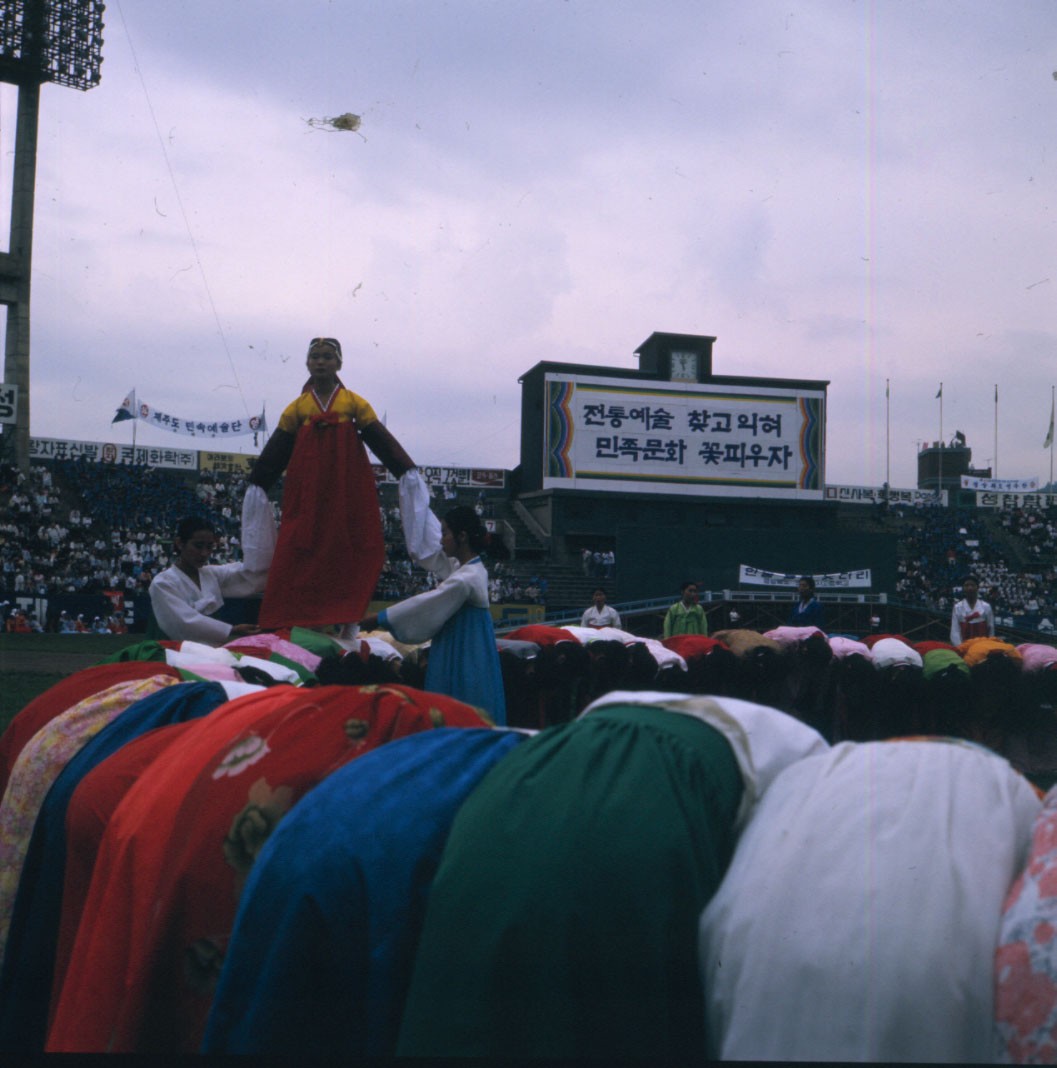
[938,382,943,498]
[994,383,998,478]
[1051,385,1055,494]
[885,378,890,502]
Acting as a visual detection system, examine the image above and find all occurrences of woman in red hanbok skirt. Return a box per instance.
[249,337,415,630]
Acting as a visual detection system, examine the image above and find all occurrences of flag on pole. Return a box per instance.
[935,384,943,399]
[1045,396,1054,449]
[110,390,266,438]
[112,389,137,423]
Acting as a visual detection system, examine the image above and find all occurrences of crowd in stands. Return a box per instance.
[0,459,537,628]
[895,506,1057,630]
[4,456,1057,633]
[0,460,244,617]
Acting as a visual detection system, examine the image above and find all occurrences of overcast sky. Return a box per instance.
[1,0,1054,488]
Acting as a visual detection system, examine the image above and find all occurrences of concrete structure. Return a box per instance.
[513,332,897,604]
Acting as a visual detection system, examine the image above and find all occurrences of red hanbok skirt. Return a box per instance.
[257,415,385,629]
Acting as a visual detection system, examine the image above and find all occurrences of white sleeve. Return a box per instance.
[399,469,444,565]
[241,484,277,573]
[950,606,961,646]
[149,570,232,645]
[213,560,269,599]
[383,568,473,645]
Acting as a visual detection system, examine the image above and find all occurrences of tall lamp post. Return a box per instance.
[0,1,105,470]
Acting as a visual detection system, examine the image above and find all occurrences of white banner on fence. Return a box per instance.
[824,484,946,506]
[30,437,198,470]
[739,565,872,589]
[975,491,1057,510]
[370,463,506,489]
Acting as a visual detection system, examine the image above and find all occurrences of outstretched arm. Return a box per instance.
[248,428,296,491]
[150,572,233,646]
[361,421,415,478]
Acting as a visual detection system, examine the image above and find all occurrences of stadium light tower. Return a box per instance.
[0,1,105,469]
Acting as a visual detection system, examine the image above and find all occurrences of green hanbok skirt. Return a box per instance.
[397,702,743,1058]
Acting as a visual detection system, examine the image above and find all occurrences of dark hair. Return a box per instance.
[799,576,816,591]
[680,581,698,592]
[592,587,607,597]
[308,337,343,359]
[175,516,216,543]
[964,575,980,586]
[444,506,489,552]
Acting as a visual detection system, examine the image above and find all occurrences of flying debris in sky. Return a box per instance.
[305,112,363,134]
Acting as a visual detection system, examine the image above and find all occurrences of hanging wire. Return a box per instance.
[113,0,253,421]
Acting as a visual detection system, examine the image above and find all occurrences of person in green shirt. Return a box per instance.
[663,581,708,638]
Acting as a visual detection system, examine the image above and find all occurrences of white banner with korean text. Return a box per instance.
[30,437,198,470]
[739,565,872,589]
[961,475,1039,492]
[542,373,825,499]
[0,384,17,425]
[824,484,947,506]
[975,491,1057,510]
[370,464,506,489]
[112,390,266,439]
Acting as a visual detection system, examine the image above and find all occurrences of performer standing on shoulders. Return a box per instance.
[249,337,416,632]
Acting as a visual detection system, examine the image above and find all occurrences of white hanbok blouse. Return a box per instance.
[148,486,275,645]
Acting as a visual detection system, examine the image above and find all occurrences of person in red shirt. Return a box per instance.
[950,575,995,645]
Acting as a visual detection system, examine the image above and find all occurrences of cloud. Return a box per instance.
[7,1,1056,489]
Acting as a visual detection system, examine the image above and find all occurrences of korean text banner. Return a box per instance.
[371,464,506,489]
[739,565,872,589]
[825,484,946,506]
[113,391,266,439]
[30,437,197,470]
[961,475,1039,492]
[542,374,824,498]
[975,491,1057,510]
[0,384,17,425]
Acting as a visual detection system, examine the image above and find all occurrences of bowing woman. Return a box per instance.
[249,337,416,631]
[360,505,506,725]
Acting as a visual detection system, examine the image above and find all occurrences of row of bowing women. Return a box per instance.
[0,628,1056,1060]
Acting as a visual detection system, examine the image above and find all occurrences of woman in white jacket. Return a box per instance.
[361,503,506,725]
[148,487,276,645]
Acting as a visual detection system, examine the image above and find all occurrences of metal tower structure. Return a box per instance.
[0,1,105,468]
